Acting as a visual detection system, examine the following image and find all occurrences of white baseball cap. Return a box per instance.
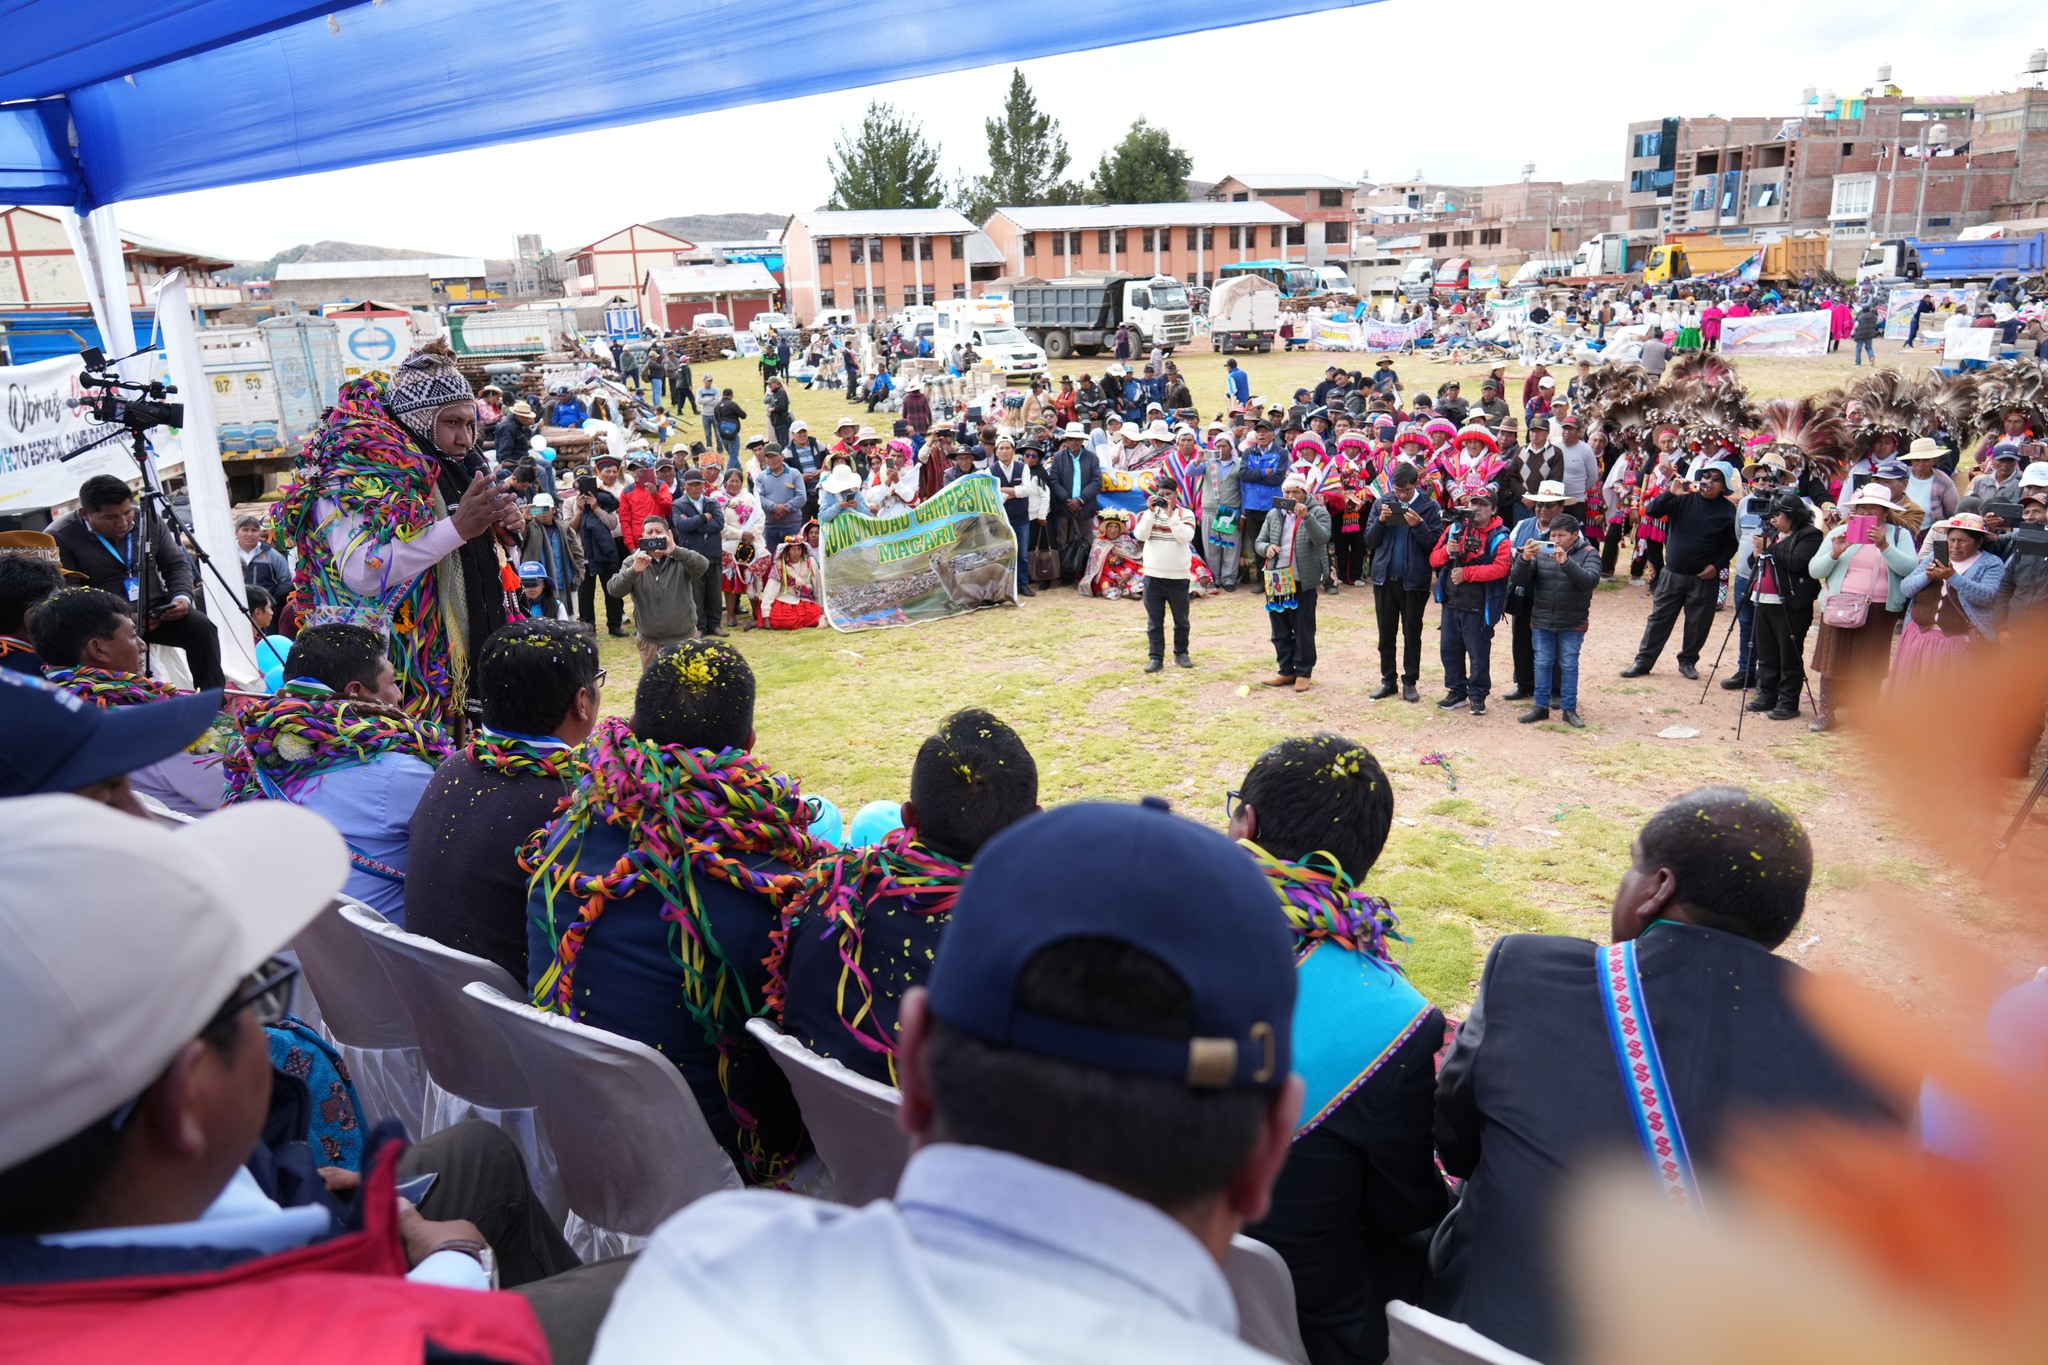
[0,796,347,1171]
[2020,462,2048,489]
[529,492,556,510]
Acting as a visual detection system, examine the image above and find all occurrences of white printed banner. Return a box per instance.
[0,355,137,514]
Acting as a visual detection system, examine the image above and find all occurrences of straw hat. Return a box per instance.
[1931,512,1989,537]
[1847,485,1900,511]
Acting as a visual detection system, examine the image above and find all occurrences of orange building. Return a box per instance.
[980,202,1301,287]
[780,208,981,324]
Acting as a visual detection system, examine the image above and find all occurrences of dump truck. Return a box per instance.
[1571,232,1652,278]
[1856,232,2047,287]
[1642,233,1828,287]
[1009,273,1195,359]
[1206,275,1282,353]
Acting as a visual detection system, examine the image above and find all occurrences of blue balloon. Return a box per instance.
[263,664,285,693]
[845,800,904,849]
[256,634,293,674]
[803,794,845,849]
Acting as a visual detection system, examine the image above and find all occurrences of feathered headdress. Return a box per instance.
[1838,368,1921,453]
[1585,365,1660,435]
[1909,370,1981,450]
[1750,397,1846,483]
[1659,355,1756,449]
[1967,358,2048,442]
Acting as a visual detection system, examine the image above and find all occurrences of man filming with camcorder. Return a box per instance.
[605,514,712,668]
[50,474,226,689]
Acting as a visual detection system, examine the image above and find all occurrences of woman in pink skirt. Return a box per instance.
[1892,513,2004,689]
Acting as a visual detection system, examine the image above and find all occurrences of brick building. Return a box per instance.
[1348,177,1622,266]
[779,208,979,324]
[980,202,1301,287]
[641,262,782,332]
[1622,85,2048,245]
[1207,174,1356,264]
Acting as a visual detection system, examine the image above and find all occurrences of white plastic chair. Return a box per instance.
[338,904,561,1221]
[1223,1235,1311,1364]
[465,981,741,1259]
[745,1017,910,1206]
[290,899,428,1137]
[1386,1301,1546,1365]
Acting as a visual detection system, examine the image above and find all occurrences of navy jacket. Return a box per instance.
[669,494,725,560]
[527,826,801,1174]
[1047,448,1103,520]
[1363,491,1443,591]
[1426,922,1898,1361]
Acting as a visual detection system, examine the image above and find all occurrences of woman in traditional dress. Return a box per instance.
[1893,513,2004,688]
[271,340,521,725]
[1078,511,1146,600]
[715,466,763,631]
[759,537,825,629]
[1806,486,1922,732]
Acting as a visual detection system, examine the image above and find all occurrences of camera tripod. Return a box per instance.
[1697,560,1819,738]
[64,345,261,680]
[1986,758,2048,872]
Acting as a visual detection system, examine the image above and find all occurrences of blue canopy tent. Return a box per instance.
[0,0,1377,208]
[0,0,1375,684]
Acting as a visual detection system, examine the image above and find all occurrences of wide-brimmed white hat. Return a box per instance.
[1142,421,1173,442]
[823,466,862,495]
[1061,422,1088,440]
[1847,485,1901,511]
[1525,480,1569,503]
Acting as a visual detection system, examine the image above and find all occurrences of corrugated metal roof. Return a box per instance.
[645,262,781,296]
[991,201,1299,230]
[1218,172,1355,191]
[965,231,1004,265]
[273,256,487,280]
[789,208,977,236]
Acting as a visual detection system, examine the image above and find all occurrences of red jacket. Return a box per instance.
[619,481,674,550]
[0,1144,548,1365]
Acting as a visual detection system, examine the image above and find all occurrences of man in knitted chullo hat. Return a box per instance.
[271,340,522,724]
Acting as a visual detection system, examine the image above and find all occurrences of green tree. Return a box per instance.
[1089,119,1194,205]
[826,102,946,210]
[952,69,1084,223]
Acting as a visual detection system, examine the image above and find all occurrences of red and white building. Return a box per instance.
[1207,174,1358,264]
[568,224,698,297]
[642,262,782,332]
[0,205,241,315]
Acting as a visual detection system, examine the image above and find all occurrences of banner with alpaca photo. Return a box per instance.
[1719,309,1831,357]
[818,472,1019,631]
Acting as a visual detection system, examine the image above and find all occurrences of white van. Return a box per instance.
[1397,257,1436,299]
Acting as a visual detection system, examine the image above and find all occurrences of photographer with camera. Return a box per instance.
[1747,494,1824,722]
[1429,488,1514,715]
[1136,484,1198,673]
[1507,513,1600,728]
[569,472,625,636]
[51,474,225,690]
[1620,461,1739,682]
[606,516,712,669]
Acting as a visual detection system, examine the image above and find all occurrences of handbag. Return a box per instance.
[1822,543,1883,628]
[1030,548,1060,583]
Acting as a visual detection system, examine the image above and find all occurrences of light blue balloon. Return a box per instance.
[845,800,904,849]
[256,634,293,673]
[804,794,845,849]
[263,664,285,692]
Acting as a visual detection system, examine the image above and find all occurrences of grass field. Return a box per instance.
[607,334,2042,1016]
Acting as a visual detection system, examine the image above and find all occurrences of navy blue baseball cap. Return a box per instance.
[927,799,1295,1090]
[0,670,222,798]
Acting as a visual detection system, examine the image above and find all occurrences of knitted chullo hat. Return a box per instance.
[385,340,474,450]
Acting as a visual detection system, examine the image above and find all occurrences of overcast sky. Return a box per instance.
[116,0,2047,262]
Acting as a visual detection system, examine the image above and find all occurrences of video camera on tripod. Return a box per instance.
[74,346,184,432]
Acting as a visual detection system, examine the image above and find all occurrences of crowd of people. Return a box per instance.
[0,607,1910,1364]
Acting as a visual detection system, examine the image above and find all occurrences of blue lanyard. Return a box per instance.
[92,528,133,570]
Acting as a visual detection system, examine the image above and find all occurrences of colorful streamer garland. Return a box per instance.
[767,827,967,1085]
[1239,840,1408,966]
[521,717,823,1184]
[46,666,238,756]
[224,680,452,803]
[269,376,460,724]
[468,731,576,781]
